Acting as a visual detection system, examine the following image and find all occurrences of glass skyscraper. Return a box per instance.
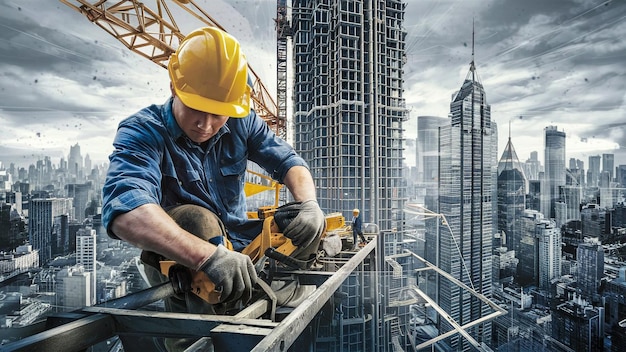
[432,52,496,349]
[497,136,527,250]
[541,126,566,219]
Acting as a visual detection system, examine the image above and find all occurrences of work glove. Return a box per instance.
[274,199,325,248]
[199,245,257,305]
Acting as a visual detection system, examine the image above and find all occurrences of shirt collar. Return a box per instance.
[163,97,185,140]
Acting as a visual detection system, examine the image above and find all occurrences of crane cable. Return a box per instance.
[404,203,476,291]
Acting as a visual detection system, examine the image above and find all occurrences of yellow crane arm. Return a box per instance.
[59,0,285,138]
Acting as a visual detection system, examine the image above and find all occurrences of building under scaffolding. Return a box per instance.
[2,228,505,352]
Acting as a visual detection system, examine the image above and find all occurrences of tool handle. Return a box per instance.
[264,247,308,270]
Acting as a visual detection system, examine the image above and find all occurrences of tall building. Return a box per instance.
[84,154,92,176]
[588,155,601,187]
[28,198,73,264]
[416,116,447,224]
[417,116,447,185]
[68,143,83,182]
[65,182,93,223]
[541,126,566,220]
[560,185,582,223]
[524,151,541,181]
[291,0,407,231]
[551,294,604,351]
[577,237,604,299]
[536,218,561,291]
[76,227,97,305]
[497,136,526,250]
[517,210,543,286]
[618,164,626,188]
[431,38,495,349]
[603,153,615,181]
[56,265,92,311]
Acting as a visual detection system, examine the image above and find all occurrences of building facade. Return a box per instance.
[432,53,495,349]
[497,137,527,250]
[28,198,73,264]
[77,226,97,305]
[291,0,408,231]
[541,126,566,219]
[577,237,604,299]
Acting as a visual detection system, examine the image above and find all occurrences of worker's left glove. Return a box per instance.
[275,199,325,248]
[199,245,257,305]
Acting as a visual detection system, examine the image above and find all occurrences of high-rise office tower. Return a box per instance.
[551,295,604,351]
[28,198,73,264]
[84,154,92,176]
[560,185,582,223]
[497,136,526,250]
[588,155,601,187]
[517,210,561,290]
[603,153,615,181]
[68,143,83,181]
[541,126,566,219]
[524,151,541,181]
[291,0,407,230]
[577,237,604,299]
[618,165,626,188]
[417,116,447,224]
[417,116,447,184]
[536,218,561,291]
[517,210,542,286]
[65,182,93,223]
[433,36,495,349]
[77,227,97,305]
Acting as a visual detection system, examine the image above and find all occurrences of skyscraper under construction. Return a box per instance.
[290,0,408,230]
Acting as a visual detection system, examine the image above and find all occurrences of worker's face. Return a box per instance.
[171,87,229,144]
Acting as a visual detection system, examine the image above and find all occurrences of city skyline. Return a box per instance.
[0,0,625,167]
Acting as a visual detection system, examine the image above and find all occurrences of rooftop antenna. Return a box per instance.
[470,18,475,74]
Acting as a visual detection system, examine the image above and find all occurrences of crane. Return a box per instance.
[59,0,286,140]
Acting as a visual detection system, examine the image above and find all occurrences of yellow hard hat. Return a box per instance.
[353,208,360,215]
[168,27,251,117]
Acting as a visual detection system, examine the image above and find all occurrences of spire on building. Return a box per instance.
[498,133,527,179]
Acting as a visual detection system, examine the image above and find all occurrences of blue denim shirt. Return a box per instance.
[102,97,308,250]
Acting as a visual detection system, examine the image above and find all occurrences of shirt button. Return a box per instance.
[178,181,183,186]
[209,178,213,182]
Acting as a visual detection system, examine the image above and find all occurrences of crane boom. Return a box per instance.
[60,0,286,138]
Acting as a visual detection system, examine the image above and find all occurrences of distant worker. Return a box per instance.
[101,26,325,347]
[352,208,367,250]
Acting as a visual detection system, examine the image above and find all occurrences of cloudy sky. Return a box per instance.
[0,0,625,168]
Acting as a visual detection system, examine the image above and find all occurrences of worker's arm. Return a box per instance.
[111,203,256,304]
[111,203,215,270]
[283,165,318,202]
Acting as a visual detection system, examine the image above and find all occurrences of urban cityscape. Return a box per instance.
[1,0,626,351]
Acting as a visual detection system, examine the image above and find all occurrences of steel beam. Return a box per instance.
[250,240,376,352]
[1,314,115,352]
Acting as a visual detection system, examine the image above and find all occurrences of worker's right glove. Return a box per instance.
[199,245,257,305]
[274,199,325,248]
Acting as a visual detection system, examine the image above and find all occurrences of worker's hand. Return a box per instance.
[199,245,257,304]
[275,200,325,248]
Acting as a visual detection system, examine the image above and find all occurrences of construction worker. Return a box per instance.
[352,208,367,250]
[101,26,324,348]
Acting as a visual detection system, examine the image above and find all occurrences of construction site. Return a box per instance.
[0,1,506,351]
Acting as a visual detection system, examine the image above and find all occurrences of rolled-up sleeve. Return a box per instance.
[245,111,308,183]
[102,114,164,238]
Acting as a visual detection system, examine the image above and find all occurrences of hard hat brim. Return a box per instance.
[174,85,251,118]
